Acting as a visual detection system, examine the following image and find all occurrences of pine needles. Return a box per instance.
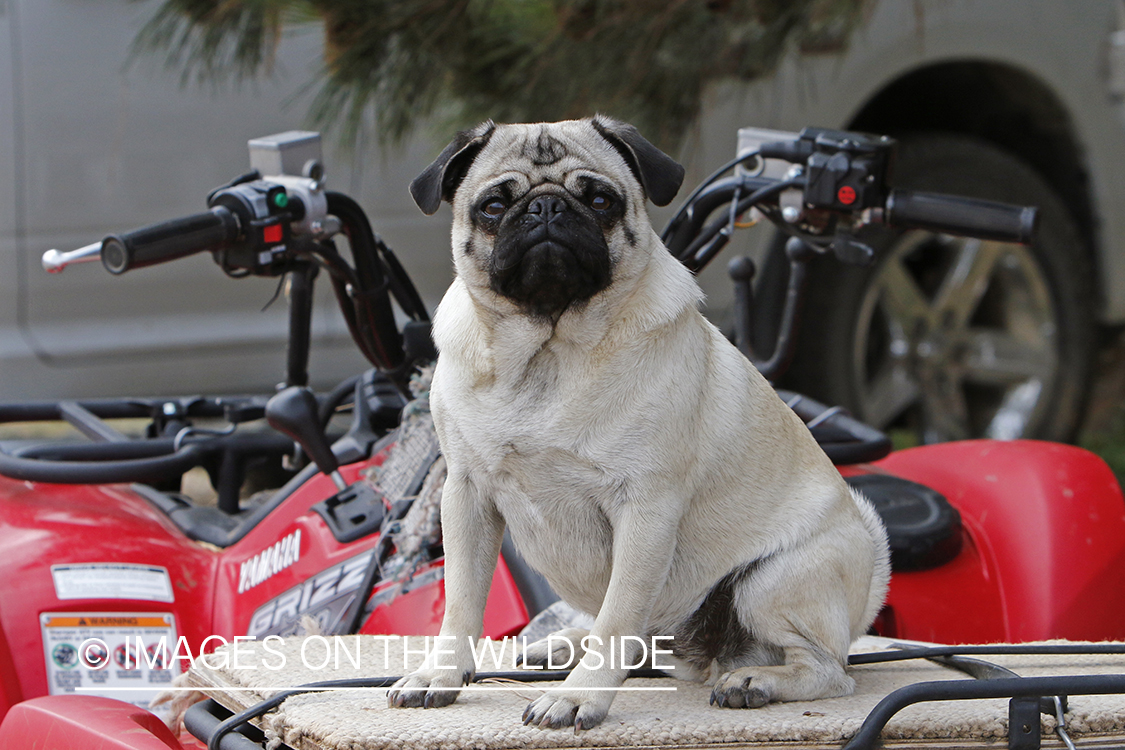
[134,0,867,151]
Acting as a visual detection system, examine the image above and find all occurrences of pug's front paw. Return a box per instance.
[387,667,472,709]
[522,689,612,731]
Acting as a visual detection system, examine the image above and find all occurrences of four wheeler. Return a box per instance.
[0,128,1123,749]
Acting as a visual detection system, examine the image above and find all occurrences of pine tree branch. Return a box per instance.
[133,0,867,150]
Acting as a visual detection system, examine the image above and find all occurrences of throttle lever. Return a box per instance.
[831,230,876,265]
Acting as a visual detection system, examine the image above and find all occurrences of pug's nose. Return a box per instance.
[527,195,568,223]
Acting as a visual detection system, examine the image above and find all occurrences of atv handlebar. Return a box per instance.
[668,125,1039,263]
[661,126,1041,460]
[663,175,1039,266]
[883,190,1038,244]
[42,146,429,381]
[100,206,241,274]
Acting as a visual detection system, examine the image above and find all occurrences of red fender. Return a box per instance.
[0,695,182,749]
[865,440,1125,643]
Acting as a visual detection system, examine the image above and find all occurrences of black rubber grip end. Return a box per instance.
[885,190,1039,245]
[101,206,239,274]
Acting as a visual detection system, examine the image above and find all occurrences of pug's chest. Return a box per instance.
[466,420,613,497]
[461,419,620,606]
[454,412,619,576]
[446,390,625,502]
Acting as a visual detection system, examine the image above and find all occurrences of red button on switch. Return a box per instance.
[262,224,283,243]
[837,186,857,205]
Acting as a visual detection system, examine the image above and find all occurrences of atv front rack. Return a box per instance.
[844,645,1125,750]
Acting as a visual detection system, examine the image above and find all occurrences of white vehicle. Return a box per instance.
[0,0,453,400]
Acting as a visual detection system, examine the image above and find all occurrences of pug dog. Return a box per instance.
[387,117,890,731]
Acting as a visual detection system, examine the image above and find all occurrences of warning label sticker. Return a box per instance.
[51,564,174,603]
[41,612,179,710]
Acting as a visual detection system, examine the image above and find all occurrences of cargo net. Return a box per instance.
[360,364,445,614]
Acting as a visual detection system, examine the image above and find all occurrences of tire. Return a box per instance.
[781,134,1095,444]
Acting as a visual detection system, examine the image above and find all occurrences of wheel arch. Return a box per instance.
[845,60,1103,315]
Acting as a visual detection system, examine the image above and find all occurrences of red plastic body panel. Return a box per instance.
[857,440,1125,643]
[209,460,526,641]
[0,695,183,749]
[0,447,532,726]
[0,477,217,722]
[360,556,529,638]
[209,462,370,639]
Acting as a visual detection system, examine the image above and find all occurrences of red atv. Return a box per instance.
[0,129,1123,749]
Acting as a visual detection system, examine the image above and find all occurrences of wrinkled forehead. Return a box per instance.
[463,121,635,197]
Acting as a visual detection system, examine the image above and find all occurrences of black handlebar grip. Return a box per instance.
[101,206,240,274]
[884,190,1038,245]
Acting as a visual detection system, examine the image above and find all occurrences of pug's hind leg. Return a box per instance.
[521,628,590,669]
[709,539,869,709]
[710,645,854,708]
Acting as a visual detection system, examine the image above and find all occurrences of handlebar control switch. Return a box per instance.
[800,128,896,213]
[208,181,296,274]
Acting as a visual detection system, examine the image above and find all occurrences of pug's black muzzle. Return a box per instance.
[489,193,612,318]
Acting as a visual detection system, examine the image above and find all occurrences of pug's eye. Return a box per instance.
[589,193,614,212]
[481,199,507,218]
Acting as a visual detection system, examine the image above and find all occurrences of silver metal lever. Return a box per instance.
[42,242,102,273]
[1053,696,1077,750]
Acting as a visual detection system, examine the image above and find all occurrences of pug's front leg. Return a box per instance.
[523,499,680,731]
[388,474,503,708]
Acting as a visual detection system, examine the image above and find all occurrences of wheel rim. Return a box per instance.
[853,231,1058,443]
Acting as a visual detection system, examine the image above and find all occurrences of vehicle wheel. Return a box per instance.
[782,134,1095,444]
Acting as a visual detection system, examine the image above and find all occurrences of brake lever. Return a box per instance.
[42,242,102,273]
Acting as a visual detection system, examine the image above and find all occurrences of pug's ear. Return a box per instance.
[591,116,685,207]
[410,121,496,215]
